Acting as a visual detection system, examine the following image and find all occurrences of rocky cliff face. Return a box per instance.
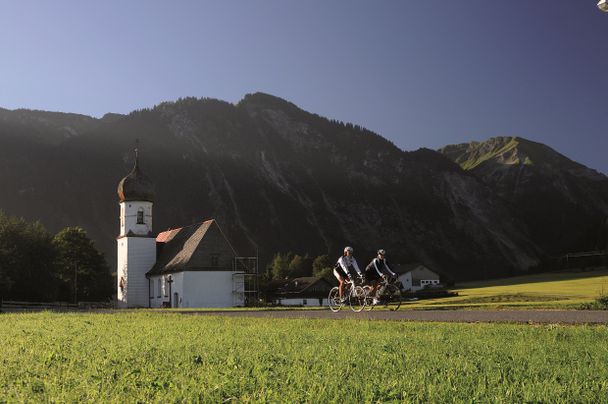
[0,95,579,281]
[439,136,608,254]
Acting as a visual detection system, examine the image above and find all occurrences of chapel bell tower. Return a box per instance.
[116,146,156,308]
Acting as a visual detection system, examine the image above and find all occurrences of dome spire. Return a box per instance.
[117,141,155,203]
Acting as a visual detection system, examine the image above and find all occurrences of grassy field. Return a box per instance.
[0,312,607,402]
[402,268,608,310]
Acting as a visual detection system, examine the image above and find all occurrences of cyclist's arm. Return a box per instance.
[385,261,396,277]
[352,258,362,277]
[338,257,352,279]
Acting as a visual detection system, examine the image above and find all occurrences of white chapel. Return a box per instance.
[116,150,255,308]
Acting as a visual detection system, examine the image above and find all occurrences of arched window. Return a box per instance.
[137,208,144,224]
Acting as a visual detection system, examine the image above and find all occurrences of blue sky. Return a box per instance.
[1,1,607,173]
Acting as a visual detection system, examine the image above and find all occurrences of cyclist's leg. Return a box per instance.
[366,270,382,299]
[377,279,387,297]
[333,269,346,299]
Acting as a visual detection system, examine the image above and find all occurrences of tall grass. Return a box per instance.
[0,312,607,402]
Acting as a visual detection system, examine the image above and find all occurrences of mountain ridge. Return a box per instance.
[439,136,608,254]
[0,94,605,281]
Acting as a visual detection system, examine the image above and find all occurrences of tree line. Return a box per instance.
[0,211,112,302]
[264,252,335,281]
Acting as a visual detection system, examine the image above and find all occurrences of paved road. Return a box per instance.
[184,309,608,324]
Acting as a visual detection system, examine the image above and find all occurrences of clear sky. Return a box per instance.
[1,1,607,173]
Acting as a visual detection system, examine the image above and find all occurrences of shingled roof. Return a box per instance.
[146,219,237,276]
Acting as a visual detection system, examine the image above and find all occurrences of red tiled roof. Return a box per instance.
[156,228,180,243]
[155,220,214,243]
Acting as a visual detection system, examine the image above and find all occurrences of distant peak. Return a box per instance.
[238,92,299,110]
[439,136,602,178]
[241,92,287,103]
[101,112,125,123]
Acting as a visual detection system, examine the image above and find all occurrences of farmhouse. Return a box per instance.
[116,150,256,308]
[266,277,333,306]
[395,263,442,292]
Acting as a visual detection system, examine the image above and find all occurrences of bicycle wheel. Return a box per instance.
[349,286,366,312]
[328,287,342,312]
[385,284,402,311]
[362,285,374,311]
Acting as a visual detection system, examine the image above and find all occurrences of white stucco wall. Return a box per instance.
[398,272,413,292]
[279,298,327,306]
[418,279,441,291]
[149,271,242,308]
[117,236,156,308]
[167,272,184,308]
[148,273,182,308]
[398,272,442,292]
[183,271,241,308]
[119,201,153,236]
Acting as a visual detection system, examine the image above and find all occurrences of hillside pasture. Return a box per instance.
[0,312,607,402]
[405,268,608,310]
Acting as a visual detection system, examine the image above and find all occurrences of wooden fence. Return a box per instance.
[0,300,112,313]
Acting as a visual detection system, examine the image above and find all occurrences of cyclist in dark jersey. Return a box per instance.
[365,249,396,304]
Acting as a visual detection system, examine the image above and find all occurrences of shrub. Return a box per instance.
[580,294,608,310]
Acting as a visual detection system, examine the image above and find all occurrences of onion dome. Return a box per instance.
[117,149,155,202]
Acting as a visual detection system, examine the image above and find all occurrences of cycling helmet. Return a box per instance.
[377,249,386,256]
[344,246,354,254]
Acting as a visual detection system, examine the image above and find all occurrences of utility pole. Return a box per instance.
[74,263,78,305]
[167,275,173,308]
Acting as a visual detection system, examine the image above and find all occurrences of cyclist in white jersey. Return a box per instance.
[333,246,363,300]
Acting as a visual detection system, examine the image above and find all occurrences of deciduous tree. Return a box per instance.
[53,227,112,301]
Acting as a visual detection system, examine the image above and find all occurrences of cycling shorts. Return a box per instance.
[333,266,349,281]
[365,268,381,281]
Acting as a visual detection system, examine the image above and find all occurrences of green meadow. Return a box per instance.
[404,268,608,310]
[1,312,607,402]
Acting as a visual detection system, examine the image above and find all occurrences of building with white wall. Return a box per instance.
[147,220,244,308]
[396,263,442,292]
[116,149,156,308]
[116,149,249,308]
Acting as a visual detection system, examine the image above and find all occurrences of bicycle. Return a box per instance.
[363,276,402,311]
[328,276,366,313]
